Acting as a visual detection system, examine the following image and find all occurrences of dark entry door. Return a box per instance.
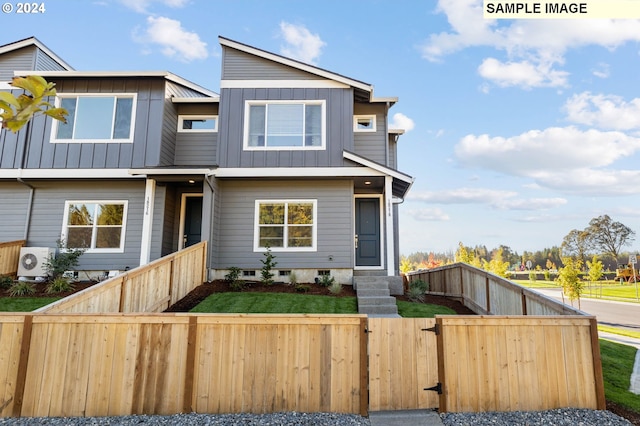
[355,198,381,267]
[183,196,202,248]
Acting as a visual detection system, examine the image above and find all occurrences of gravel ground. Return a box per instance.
[0,409,635,425]
[441,408,634,425]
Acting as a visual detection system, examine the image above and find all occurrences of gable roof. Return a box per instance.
[219,36,397,105]
[0,36,74,71]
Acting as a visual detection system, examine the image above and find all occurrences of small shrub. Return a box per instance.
[44,239,85,279]
[406,279,428,302]
[260,245,277,285]
[9,281,35,297]
[0,275,13,289]
[528,271,537,282]
[46,277,75,294]
[328,281,342,295]
[318,274,335,287]
[295,284,310,293]
[288,271,298,286]
[225,267,244,291]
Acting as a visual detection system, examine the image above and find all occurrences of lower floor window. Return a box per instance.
[255,200,316,251]
[62,201,127,252]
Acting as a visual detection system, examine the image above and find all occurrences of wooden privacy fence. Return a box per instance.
[0,313,368,418]
[0,313,604,418]
[0,240,25,277]
[407,263,584,316]
[36,241,207,314]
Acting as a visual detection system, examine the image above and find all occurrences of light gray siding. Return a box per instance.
[22,179,147,271]
[0,182,32,241]
[34,49,68,72]
[217,87,353,168]
[353,104,388,166]
[222,47,321,81]
[0,47,36,80]
[213,179,353,270]
[388,136,398,170]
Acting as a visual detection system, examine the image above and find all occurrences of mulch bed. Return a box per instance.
[1,280,99,298]
[164,279,475,314]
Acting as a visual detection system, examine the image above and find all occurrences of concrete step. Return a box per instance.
[357,303,399,315]
[356,288,390,297]
[357,296,397,306]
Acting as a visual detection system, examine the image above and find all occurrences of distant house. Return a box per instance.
[0,36,413,285]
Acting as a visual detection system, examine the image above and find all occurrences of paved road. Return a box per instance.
[535,288,640,332]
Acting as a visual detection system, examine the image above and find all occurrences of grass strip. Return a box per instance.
[599,339,640,413]
[0,297,61,312]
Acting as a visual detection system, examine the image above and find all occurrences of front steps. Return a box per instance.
[354,276,403,317]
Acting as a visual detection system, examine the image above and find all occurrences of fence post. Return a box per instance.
[12,315,33,417]
[589,317,606,409]
[359,316,369,416]
[485,276,491,314]
[435,316,447,413]
[183,316,198,413]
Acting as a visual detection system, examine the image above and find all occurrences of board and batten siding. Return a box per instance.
[0,78,168,170]
[353,104,388,166]
[213,179,353,270]
[217,87,353,168]
[0,182,32,241]
[20,180,155,271]
[222,46,322,81]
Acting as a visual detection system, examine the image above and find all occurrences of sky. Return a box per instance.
[2,0,640,256]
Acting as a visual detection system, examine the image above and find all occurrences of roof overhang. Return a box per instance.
[343,151,414,198]
[16,70,218,98]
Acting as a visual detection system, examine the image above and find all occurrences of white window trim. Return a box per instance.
[253,199,318,252]
[243,100,326,151]
[353,115,377,132]
[61,200,128,253]
[178,115,218,133]
[50,93,137,144]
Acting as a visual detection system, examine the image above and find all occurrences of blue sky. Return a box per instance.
[3,0,640,255]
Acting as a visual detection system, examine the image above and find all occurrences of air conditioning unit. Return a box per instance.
[17,247,55,278]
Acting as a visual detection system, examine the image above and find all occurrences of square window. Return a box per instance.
[178,115,218,132]
[354,115,376,132]
[245,101,325,150]
[52,94,136,143]
[255,200,317,251]
[62,201,127,252]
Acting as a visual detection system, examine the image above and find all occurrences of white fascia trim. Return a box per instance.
[0,169,140,179]
[211,167,387,178]
[343,151,414,184]
[371,97,399,104]
[172,97,220,104]
[219,37,373,93]
[128,168,212,176]
[220,79,349,89]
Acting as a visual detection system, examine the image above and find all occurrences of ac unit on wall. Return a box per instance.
[17,247,55,278]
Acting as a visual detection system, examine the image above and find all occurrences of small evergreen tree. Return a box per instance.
[260,244,277,285]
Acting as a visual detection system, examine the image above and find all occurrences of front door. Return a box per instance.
[183,196,202,248]
[355,198,381,267]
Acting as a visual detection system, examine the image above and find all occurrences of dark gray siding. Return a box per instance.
[0,78,167,169]
[0,182,32,241]
[388,136,398,170]
[353,104,388,166]
[175,133,216,165]
[22,179,146,271]
[151,184,166,261]
[222,47,322,80]
[0,47,35,80]
[161,185,177,256]
[213,179,353,269]
[217,88,353,168]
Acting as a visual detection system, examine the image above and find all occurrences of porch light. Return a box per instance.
[188,179,195,184]
[364,181,372,185]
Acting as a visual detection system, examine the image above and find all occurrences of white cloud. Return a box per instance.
[421,0,640,89]
[389,113,415,132]
[120,0,189,13]
[454,126,640,195]
[136,16,208,62]
[592,63,610,79]
[408,188,567,211]
[406,208,450,222]
[279,22,325,65]
[564,92,640,131]
[478,57,569,88]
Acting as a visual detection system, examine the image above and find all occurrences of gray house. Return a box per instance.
[0,36,413,285]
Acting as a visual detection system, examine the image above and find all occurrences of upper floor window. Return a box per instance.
[178,115,218,132]
[51,94,136,143]
[244,100,325,150]
[61,201,128,253]
[354,115,376,132]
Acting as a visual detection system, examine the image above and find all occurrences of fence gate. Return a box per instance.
[367,318,439,411]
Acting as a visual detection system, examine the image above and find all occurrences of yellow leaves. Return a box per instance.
[0,75,68,133]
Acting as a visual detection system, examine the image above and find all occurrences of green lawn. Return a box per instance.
[599,339,640,413]
[191,292,455,317]
[0,297,60,312]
